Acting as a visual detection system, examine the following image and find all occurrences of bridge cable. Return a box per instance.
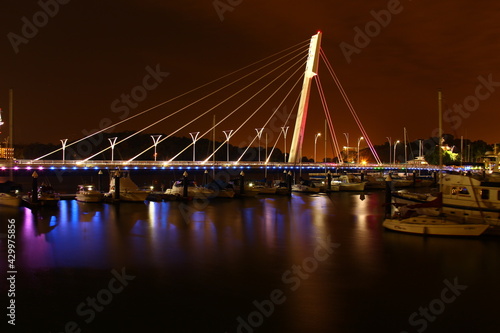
[127,48,308,162]
[32,39,309,161]
[82,44,309,162]
[320,49,382,164]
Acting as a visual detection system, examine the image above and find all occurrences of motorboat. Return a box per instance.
[205,180,236,198]
[76,184,104,203]
[392,172,500,229]
[365,175,386,190]
[382,215,489,236]
[272,181,291,196]
[37,183,60,207]
[107,171,150,202]
[0,192,21,207]
[337,174,366,191]
[391,175,413,188]
[292,179,320,194]
[168,179,215,199]
[250,181,277,195]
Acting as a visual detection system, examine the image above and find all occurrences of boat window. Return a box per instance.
[480,189,490,200]
[451,187,458,195]
[458,187,469,195]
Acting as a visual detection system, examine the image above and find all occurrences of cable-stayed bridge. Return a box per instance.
[3,32,446,174]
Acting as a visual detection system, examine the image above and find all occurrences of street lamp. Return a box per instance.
[386,137,392,165]
[223,130,233,162]
[393,140,400,164]
[108,137,118,162]
[281,126,289,162]
[189,132,199,162]
[357,136,364,164]
[60,139,68,164]
[343,133,349,162]
[314,133,321,162]
[150,135,162,162]
[255,128,264,163]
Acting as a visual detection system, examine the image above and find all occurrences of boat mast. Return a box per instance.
[9,89,13,181]
[438,90,443,192]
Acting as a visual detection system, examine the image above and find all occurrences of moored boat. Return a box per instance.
[292,179,320,194]
[392,172,500,231]
[169,179,215,199]
[337,174,366,191]
[382,215,489,236]
[0,192,21,207]
[76,184,104,203]
[107,171,150,202]
[37,183,60,207]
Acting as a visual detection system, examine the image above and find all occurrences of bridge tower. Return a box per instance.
[288,31,322,163]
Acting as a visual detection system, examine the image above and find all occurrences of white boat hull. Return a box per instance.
[292,184,320,193]
[339,183,366,191]
[0,193,21,207]
[76,192,104,203]
[383,216,489,236]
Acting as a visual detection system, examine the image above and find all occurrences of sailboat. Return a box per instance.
[383,193,490,236]
[382,90,491,236]
[106,171,150,202]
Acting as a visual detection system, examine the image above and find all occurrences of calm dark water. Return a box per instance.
[1,191,499,333]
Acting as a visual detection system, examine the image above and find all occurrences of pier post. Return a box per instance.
[239,171,245,195]
[182,171,189,198]
[384,174,393,218]
[113,170,121,201]
[98,170,103,192]
[31,171,38,203]
[287,171,292,194]
[203,170,209,186]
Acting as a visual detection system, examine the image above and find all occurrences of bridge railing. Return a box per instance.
[3,159,443,172]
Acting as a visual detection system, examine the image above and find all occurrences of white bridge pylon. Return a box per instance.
[288,31,322,164]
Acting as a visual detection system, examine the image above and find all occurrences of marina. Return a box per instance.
[3,189,500,332]
[1,8,500,330]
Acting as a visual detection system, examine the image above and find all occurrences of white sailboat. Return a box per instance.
[383,215,489,236]
[107,171,150,202]
[167,179,215,199]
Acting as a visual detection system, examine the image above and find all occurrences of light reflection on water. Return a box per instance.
[3,191,500,332]
[9,194,348,270]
